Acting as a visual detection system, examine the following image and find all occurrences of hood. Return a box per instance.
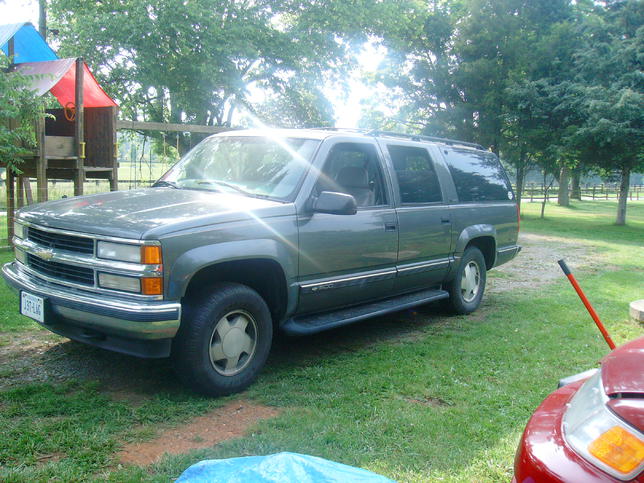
[601,336,644,432]
[601,336,644,396]
[17,188,295,239]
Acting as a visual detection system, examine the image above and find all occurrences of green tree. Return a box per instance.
[570,0,643,225]
[47,0,407,132]
[0,57,47,174]
[374,0,577,206]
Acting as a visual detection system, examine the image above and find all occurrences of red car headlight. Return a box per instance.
[563,369,644,480]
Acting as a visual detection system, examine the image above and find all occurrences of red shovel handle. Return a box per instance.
[558,260,616,350]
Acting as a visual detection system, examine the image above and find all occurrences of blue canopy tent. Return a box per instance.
[0,22,57,63]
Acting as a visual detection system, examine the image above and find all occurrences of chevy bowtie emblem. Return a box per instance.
[33,247,54,260]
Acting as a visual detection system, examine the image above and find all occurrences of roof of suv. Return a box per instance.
[214,128,486,151]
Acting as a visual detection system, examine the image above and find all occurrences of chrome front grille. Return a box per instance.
[27,254,95,286]
[27,226,94,254]
[14,222,162,300]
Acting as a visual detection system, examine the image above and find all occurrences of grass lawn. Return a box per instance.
[0,200,642,482]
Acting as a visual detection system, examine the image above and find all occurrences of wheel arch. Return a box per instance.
[183,258,288,326]
[455,225,497,270]
[169,239,294,326]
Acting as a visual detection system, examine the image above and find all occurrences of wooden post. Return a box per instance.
[23,178,34,205]
[16,176,24,208]
[74,58,85,196]
[110,106,119,191]
[6,170,15,243]
[8,37,14,60]
[36,115,48,202]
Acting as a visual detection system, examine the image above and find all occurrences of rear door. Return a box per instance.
[378,140,453,292]
[438,147,519,264]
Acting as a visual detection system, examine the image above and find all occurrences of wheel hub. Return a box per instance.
[209,310,257,376]
[222,328,246,358]
[461,261,481,303]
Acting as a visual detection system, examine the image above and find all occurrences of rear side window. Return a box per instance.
[387,145,442,203]
[443,149,512,202]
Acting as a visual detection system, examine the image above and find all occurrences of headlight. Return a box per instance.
[14,222,26,239]
[563,369,644,480]
[96,241,162,264]
[98,273,141,293]
[97,241,140,262]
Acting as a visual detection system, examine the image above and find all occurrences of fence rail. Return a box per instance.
[520,184,643,202]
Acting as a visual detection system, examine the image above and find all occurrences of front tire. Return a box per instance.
[171,282,273,397]
[446,247,487,314]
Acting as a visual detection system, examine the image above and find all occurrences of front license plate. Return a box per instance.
[20,292,45,323]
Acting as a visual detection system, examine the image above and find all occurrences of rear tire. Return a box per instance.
[446,247,486,314]
[171,282,273,397]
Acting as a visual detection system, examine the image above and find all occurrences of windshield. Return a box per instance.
[157,135,320,200]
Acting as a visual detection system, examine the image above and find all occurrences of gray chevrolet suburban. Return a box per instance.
[3,128,520,396]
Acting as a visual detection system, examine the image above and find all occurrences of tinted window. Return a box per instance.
[388,145,442,203]
[317,143,387,207]
[443,149,512,202]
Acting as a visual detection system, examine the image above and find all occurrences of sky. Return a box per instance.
[0,0,388,127]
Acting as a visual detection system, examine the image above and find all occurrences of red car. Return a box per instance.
[514,336,644,482]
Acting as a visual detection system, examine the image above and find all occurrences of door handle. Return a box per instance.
[384,222,397,232]
[441,217,451,224]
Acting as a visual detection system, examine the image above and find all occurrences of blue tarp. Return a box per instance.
[177,452,396,483]
[0,22,58,63]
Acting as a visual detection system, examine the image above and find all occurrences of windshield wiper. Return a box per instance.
[197,180,254,196]
[152,180,180,189]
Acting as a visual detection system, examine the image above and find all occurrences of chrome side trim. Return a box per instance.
[497,245,519,253]
[299,258,454,293]
[300,269,397,293]
[396,258,450,274]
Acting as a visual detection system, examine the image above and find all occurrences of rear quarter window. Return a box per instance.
[443,148,513,202]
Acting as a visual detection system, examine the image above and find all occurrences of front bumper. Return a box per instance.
[3,262,181,358]
[513,380,639,483]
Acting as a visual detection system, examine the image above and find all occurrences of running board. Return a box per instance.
[282,288,449,336]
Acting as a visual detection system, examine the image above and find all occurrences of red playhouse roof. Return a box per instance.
[14,58,117,108]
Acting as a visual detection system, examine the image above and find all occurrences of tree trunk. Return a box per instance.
[39,0,47,40]
[515,164,525,210]
[541,171,548,219]
[571,167,582,200]
[558,166,570,206]
[616,166,630,226]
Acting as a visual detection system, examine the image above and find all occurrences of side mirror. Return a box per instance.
[312,191,357,215]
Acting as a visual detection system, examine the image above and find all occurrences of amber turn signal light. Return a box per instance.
[589,426,644,474]
[141,245,162,264]
[141,277,163,295]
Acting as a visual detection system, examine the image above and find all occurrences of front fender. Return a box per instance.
[167,238,296,300]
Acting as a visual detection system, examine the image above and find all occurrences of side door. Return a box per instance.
[296,139,398,315]
[378,140,453,292]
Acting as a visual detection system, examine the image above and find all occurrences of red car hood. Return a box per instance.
[602,336,644,396]
[601,336,644,432]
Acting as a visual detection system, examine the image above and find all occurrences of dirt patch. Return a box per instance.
[0,330,179,399]
[116,400,280,466]
[487,232,601,294]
